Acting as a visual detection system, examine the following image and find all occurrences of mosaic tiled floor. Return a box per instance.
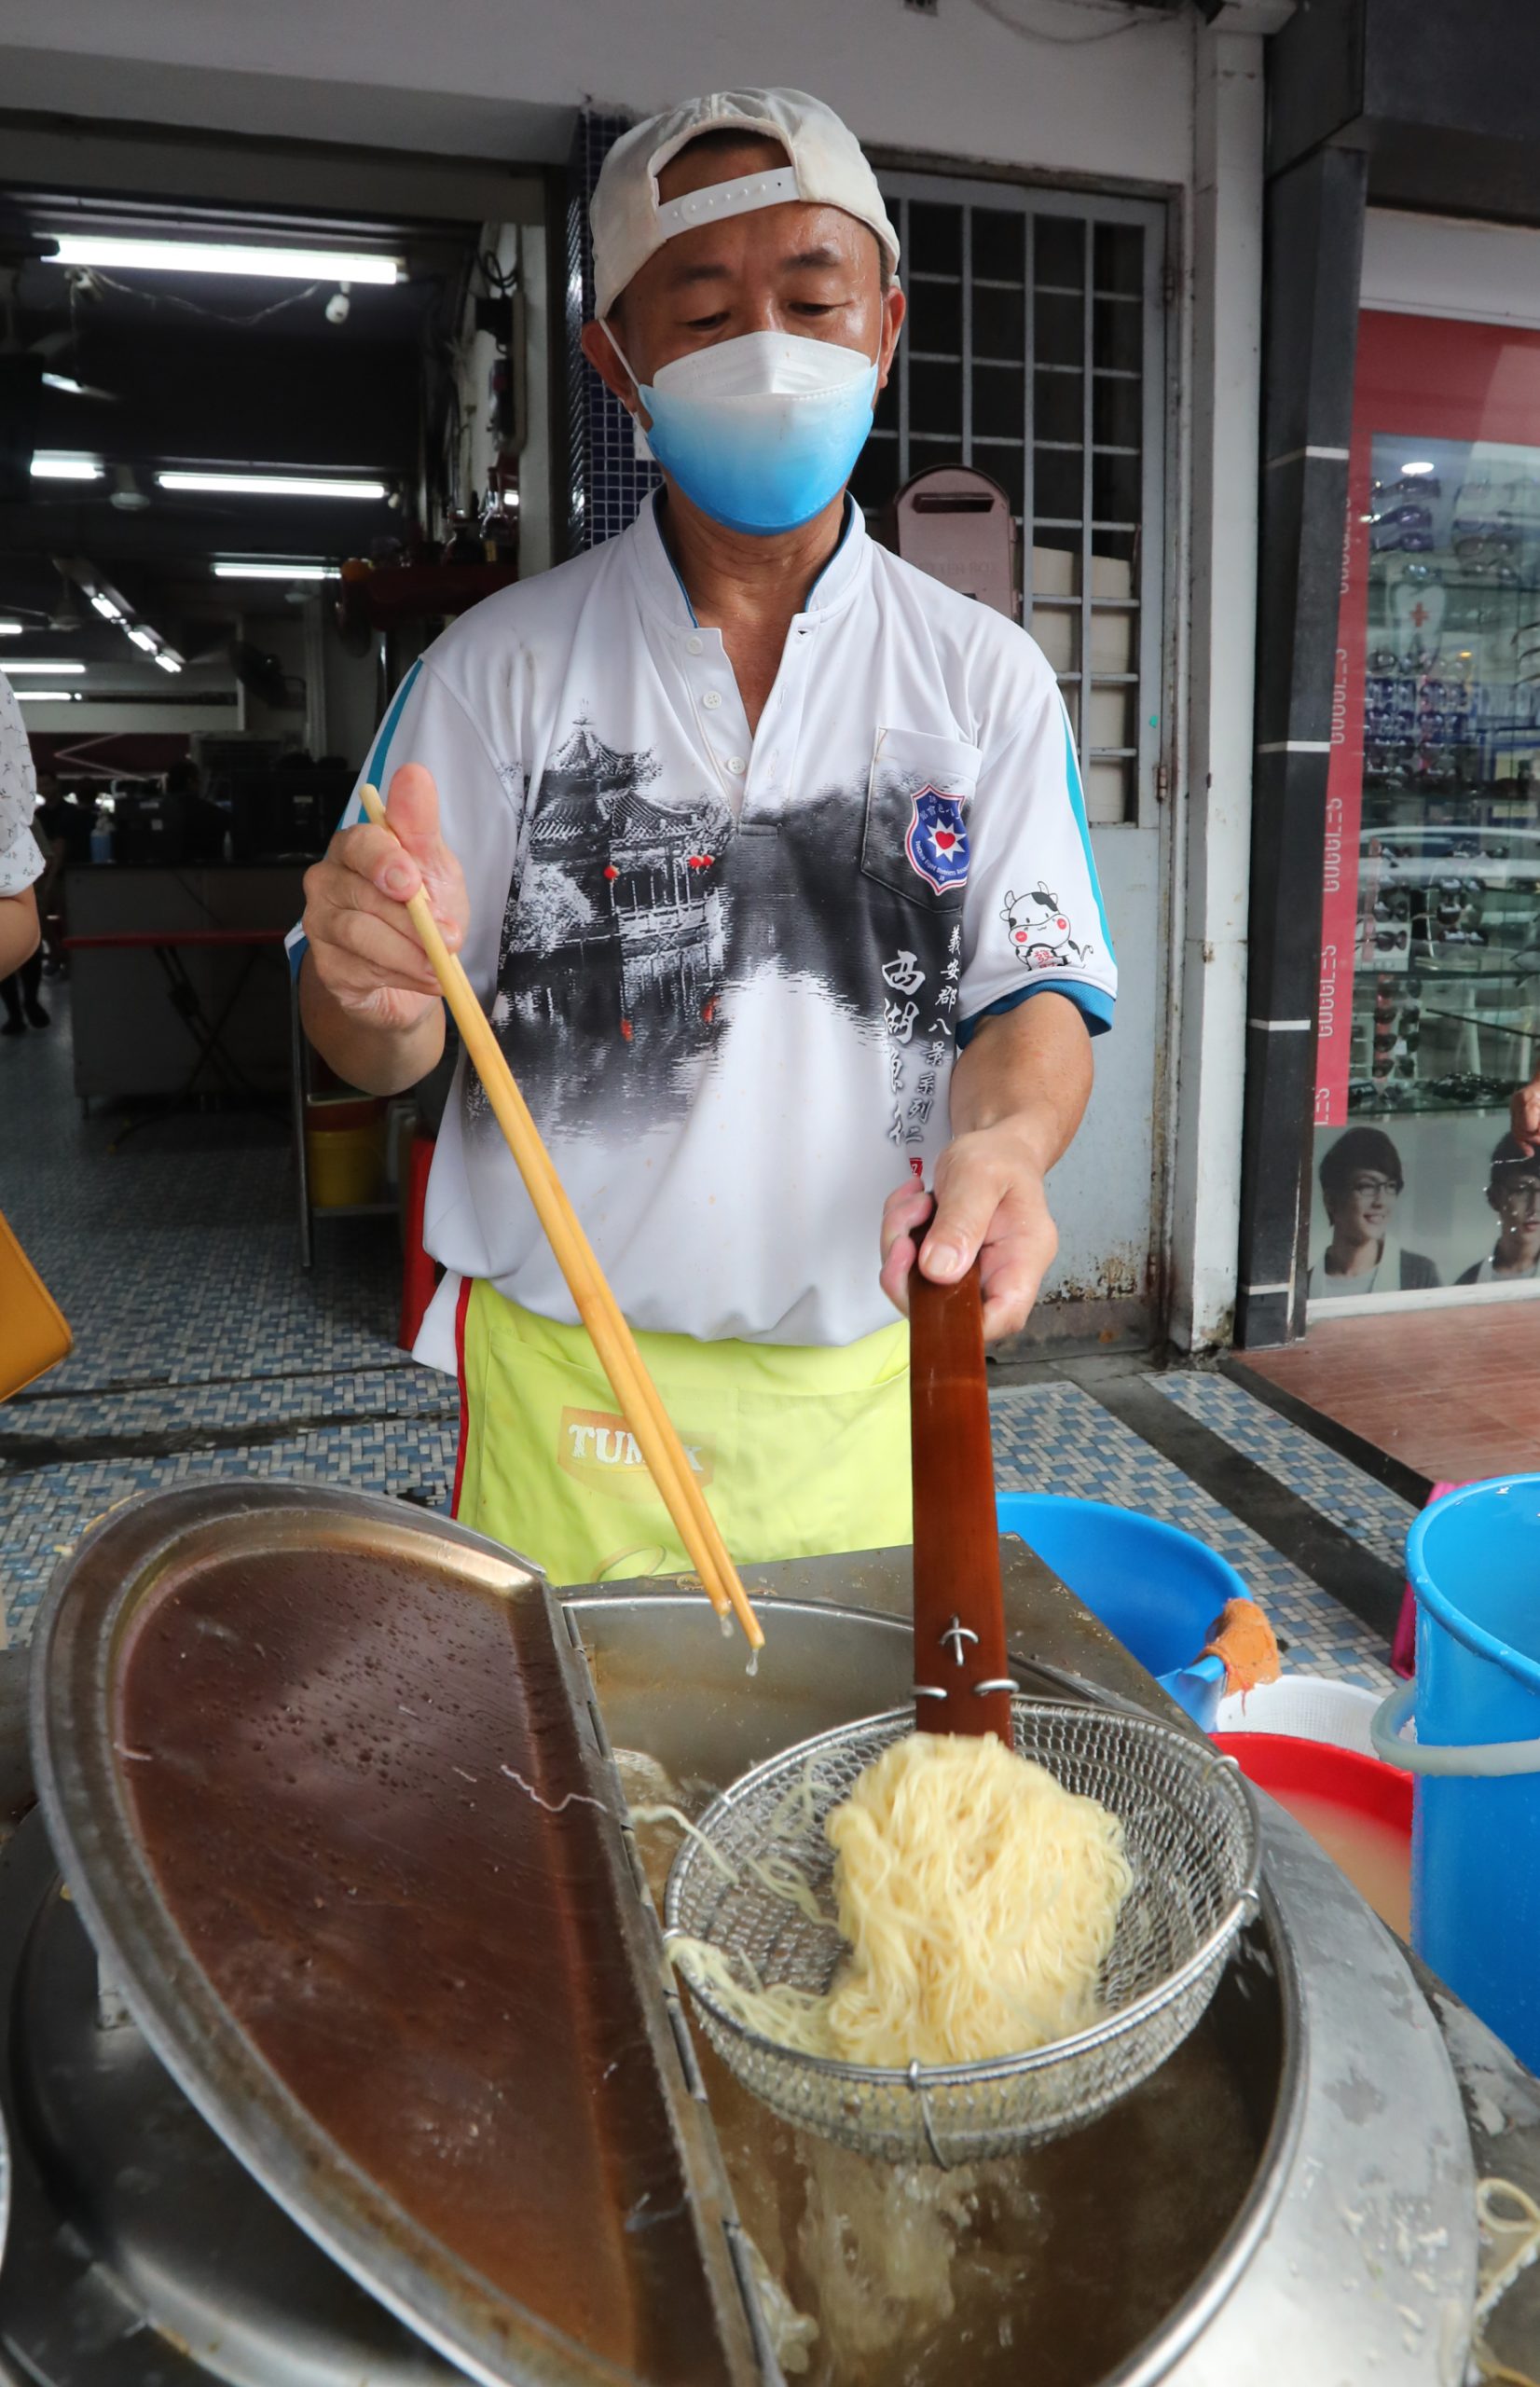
[1154,1369,1419,1579]
[0,985,456,1641]
[1,979,1396,1685]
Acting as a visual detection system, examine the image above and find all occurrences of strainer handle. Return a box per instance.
[910,1232,1012,1743]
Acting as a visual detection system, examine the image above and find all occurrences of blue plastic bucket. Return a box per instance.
[996,1491,1241,1729]
[1372,1475,1540,2070]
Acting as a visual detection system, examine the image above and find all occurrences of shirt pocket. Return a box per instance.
[859,725,983,913]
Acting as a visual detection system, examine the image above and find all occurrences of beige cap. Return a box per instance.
[590,88,901,320]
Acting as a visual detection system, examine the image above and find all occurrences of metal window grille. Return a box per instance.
[565,110,660,555]
[865,175,1168,825]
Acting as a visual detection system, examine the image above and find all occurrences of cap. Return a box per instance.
[590,88,901,320]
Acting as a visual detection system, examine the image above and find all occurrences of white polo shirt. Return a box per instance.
[295,497,1116,1357]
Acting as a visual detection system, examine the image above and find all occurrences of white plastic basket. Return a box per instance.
[1214,1672,1385,1759]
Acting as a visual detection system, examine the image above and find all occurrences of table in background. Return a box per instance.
[65,865,305,1111]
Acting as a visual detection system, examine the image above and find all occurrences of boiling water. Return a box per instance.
[626,1780,1264,2387]
[1263,1787,1410,1938]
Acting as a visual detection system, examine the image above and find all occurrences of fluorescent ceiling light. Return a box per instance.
[154,652,184,674]
[89,594,124,621]
[41,373,89,396]
[31,453,103,481]
[1401,460,1437,476]
[0,624,25,637]
[15,689,78,703]
[46,235,402,285]
[126,628,158,654]
[213,559,339,580]
[158,471,386,501]
[3,659,85,673]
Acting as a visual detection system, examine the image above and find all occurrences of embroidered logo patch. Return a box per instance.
[904,789,970,894]
[1001,885,1093,972]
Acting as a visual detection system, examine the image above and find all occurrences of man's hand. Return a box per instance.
[1512,1075,1540,1156]
[878,992,1093,1344]
[879,1124,1059,1343]
[301,763,469,1032]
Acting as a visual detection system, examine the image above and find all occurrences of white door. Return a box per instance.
[862,174,1172,1345]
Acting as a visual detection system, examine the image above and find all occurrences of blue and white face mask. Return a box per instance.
[602,324,878,535]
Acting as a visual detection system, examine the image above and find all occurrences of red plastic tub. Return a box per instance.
[1214,1731,1413,1936]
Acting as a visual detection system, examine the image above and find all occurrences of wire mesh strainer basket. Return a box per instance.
[664,1698,1260,2167]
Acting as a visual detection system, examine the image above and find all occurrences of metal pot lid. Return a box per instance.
[30,1484,761,2387]
[0,1807,461,2385]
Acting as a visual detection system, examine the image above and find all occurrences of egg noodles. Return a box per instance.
[667,1729,1133,2067]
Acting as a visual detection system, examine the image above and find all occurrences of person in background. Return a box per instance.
[28,772,68,980]
[1457,1136,1540,1285]
[0,671,44,1028]
[37,780,93,868]
[1308,1126,1440,1298]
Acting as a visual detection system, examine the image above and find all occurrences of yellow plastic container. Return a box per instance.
[306,1097,388,1209]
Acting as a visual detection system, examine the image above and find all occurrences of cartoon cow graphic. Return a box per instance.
[1001,885,1093,972]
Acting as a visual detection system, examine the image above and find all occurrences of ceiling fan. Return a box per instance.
[0,211,124,410]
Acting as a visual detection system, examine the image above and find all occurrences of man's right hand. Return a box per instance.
[301,763,469,1033]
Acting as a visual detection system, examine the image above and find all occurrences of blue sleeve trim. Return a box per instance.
[956,977,1114,1048]
[1057,697,1115,963]
[285,657,426,977]
[363,656,425,791]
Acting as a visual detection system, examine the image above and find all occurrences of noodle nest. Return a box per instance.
[673,1729,1133,2069]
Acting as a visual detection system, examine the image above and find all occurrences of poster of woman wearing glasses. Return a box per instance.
[1308,1127,1442,1298]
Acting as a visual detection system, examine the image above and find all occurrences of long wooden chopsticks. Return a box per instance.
[357,782,763,1650]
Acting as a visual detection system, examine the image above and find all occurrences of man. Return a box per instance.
[0,670,44,1007]
[1457,1137,1540,1285]
[1308,1127,1439,1299]
[296,89,1115,1584]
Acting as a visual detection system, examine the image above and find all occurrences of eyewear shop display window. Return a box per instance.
[1312,310,1540,1308]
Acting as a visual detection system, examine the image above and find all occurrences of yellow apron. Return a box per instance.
[455,1280,913,1586]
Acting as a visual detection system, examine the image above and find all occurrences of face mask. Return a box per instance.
[603,324,878,535]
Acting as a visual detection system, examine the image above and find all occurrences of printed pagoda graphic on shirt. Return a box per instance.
[513,720,726,994]
[474,711,975,1144]
[479,718,732,1134]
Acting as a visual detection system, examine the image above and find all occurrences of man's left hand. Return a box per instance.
[878,1125,1059,1344]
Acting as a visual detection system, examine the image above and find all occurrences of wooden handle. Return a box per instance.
[909,1246,1011,1741]
[356,784,763,1650]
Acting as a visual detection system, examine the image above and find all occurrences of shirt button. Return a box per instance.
[686,635,704,655]
[703,690,722,710]
[727,755,747,776]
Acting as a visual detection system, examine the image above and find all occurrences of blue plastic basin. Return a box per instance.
[997,1491,1246,1729]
